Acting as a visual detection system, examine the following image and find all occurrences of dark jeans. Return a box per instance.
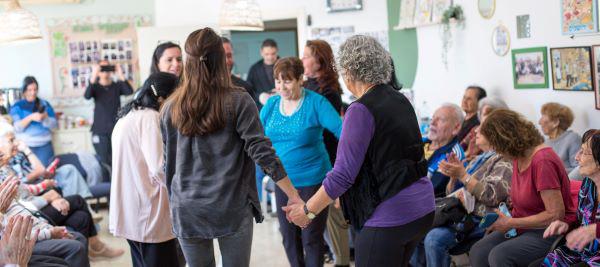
[32,231,89,267]
[469,230,557,267]
[40,195,97,238]
[127,239,179,267]
[355,211,434,267]
[275,184,329,267]
[31,142,55,166]
[28,254,69,267]
[92,133,112,166]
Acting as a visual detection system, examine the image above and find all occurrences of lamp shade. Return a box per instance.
[219,0,264,31]
[0,0,42,44]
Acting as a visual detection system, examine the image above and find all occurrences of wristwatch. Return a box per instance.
[303,204,316,220]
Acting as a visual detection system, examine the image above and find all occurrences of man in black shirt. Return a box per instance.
[222,37,258,105]
[246,38,279,108]
[84,60,133,166]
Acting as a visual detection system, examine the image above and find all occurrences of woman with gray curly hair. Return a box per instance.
[283,35,435,267]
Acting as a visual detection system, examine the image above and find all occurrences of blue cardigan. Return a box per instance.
[9,99,57,147]
[260,89,342,187]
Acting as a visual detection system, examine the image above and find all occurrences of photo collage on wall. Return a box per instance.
[68,39,134,90]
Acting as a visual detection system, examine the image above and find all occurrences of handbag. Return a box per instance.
[432,197,467,228]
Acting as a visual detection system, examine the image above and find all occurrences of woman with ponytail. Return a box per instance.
[9,76,57,166]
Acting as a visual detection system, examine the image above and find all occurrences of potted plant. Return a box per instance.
[441,5,465,68]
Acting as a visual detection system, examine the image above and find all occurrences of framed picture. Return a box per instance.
[550,47,594,91]
[478,0,495,19]
[326,0,362,13]
[511,47,549,89]
[592,46,600,109]
[560,0,598,35]
[492,24,510,56]
[517,14,531,38]
[414,0,433,25]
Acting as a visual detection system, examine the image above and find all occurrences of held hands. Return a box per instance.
[50,198,70,216]
[543,220,569,238]
[282,195,312,228]
[566,224,596,251]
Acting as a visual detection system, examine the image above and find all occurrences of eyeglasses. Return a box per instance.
[577,148,593,156]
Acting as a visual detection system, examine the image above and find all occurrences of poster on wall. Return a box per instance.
[550,47,594,91]
[592,45,600,109]
[310,26,389,55]
[47,16,151,98]
[511,47,549,89]
[413,0,433,25]
[517,15,531,38]
[395,0,417,29]
[560,0,598,35]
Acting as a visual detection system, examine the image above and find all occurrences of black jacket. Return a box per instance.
[246,59,275,107]
[232,74,258,106]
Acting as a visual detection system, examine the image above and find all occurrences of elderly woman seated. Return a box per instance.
[0,121,123,261]
[534,129,600,266]
[469,109,576,266]
[424,103,466,197]
[539,102,582,180]
[420,104,513,267]
[463,97,509,161]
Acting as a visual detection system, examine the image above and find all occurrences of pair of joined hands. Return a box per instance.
[282,195,311,228]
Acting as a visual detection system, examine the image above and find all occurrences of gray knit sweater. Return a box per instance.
[545,130,581,174]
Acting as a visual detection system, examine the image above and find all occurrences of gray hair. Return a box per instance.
[0,121,14,138]
[478,97,508,119]
[337,35,392,85]
[440,103,464,126]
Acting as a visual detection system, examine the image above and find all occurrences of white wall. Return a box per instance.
[410,0,600,134]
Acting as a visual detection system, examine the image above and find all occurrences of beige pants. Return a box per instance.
[326,204,350,266]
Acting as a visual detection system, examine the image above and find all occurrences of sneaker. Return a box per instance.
[89,243,124,261]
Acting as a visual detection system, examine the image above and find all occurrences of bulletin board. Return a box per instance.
[47,16,151,98]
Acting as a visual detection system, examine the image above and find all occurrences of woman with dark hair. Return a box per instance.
[301,39,350,267]
[160,28,302,267]
[538,129,600,266]
[150,42,183,77]
[469,109,576,267]
[9,76,57,166]
[110,72,179,267]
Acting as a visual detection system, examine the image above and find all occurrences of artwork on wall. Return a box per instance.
[592,45,600,109]
[478,0,495,19]
[511,47,549,89]
[550,47,594,91]
[396,0,417,29]
[47,16,151,98]
[326,0,363,13]
[560,0,598,35]
[414,0,433,25]
[517,15,531,38]
[492,24,510,56]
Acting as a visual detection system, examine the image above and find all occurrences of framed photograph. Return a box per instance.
[511,47,549,89]
[561,0,598,35]
[414,0,433,25]
[326,0,362,13]
[517,14,531,38]
[592,46,600,109]
[550,47,594,91]
[478,0,495,19]
[492,24,510,56]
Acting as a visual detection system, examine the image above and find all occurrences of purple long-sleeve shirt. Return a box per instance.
[322,102,435,227]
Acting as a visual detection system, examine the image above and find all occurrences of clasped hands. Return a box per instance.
[282,195,312,229]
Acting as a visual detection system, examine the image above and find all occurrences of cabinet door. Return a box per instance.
[52,131,93,154]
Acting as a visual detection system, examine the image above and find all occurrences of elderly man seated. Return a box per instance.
[424,103,466,197]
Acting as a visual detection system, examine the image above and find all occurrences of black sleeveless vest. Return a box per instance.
[340,84,428,230]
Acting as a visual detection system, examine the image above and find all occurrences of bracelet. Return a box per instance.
[464,174,472,185]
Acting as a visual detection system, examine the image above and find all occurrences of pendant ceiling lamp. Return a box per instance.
[219,0,264,31]
[0,0,43,44]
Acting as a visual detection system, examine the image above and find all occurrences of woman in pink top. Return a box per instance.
[469,109,576,267]
[109,72,179,267]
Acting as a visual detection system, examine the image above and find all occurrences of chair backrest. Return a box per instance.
[570,180,583,207]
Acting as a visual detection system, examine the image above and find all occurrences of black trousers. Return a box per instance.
[127,239,179,267]
[40,195,97,238]
[28,254,69,267]
[276,184,329,267]
[355,211,434,267]
[92,133,112,166]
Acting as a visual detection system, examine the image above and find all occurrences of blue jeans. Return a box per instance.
[411,217,485,267]
[423,218,485,267]
[31,142,54,166]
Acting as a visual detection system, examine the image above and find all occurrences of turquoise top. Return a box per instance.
[260,88,342,187]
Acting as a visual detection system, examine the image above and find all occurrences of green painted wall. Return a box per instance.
[387,0,419,88]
